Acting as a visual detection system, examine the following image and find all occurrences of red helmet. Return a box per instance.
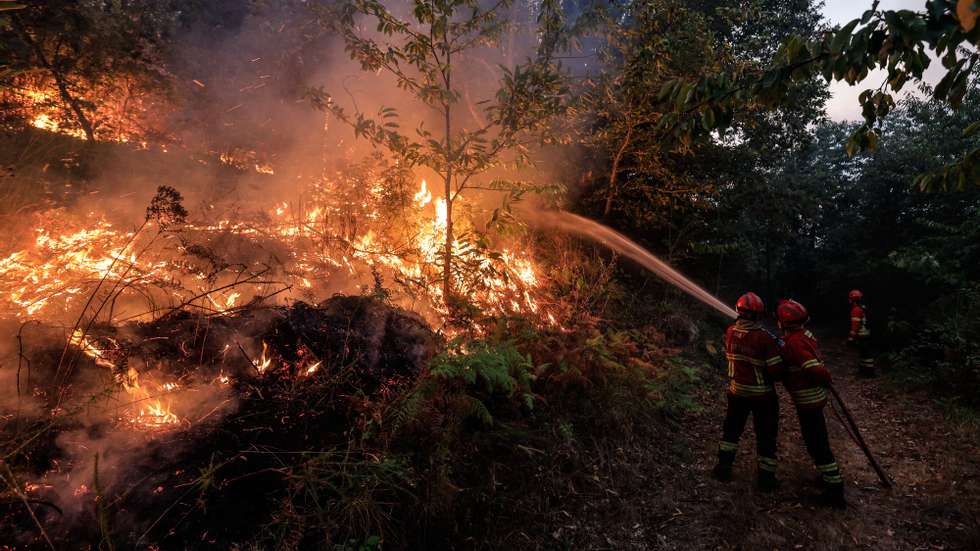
[777,299,809,326]
[735,292,765,317]
[848,289,863,301]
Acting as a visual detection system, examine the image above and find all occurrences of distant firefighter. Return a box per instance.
[712,292,783,492]
[776,300,846,509]
[848,289,875,377]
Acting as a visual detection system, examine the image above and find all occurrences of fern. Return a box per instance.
[455,395,494,427]
[429,341,534,398]
[394,340,537,431]
[389,385,427,434]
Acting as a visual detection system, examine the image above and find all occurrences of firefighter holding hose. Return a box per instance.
[848,289,875,377]
[712,292,783,491]
[777,299,846,509]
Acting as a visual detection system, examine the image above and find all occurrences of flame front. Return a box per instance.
[7,169,558,431]
[65,331,183,430]
[1,176,554,325]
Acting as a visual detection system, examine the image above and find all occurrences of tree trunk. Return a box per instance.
[603,122,633,217]
[52,72,95,142]
[17,22,96,142]
[443,168,453,303]
[442,50,454,307]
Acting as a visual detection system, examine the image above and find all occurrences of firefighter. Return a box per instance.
[777,299,846,509]
[848,289,875,377]
[712,292,783,491]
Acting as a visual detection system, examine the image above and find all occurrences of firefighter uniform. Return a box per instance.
[714,303,783,490]
[850,301,874,377]
[778,299,846,508]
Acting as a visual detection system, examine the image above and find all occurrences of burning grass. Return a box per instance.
[1,292,690,548]
[0,176,555,329]
[0,122,694,548]
[0,174,691,547]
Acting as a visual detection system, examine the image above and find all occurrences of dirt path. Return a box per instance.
[547,332,980,550]
[645,334,980,550]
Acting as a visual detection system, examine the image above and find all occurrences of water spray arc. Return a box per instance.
[539,211,893,487]
[536,211,738,319]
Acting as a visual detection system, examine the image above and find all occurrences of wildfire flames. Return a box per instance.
[2,174,555,432]
[4,78,165,145]
[19,84,88,140]
[68,329,182,429]
[0,179,549,323]
[1,70,561,441]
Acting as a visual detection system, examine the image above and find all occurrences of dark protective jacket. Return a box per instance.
[780,327,831,409]
[724,319,783,399]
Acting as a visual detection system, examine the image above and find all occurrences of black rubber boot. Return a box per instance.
[817,483,847,509]
[757,469,781,492]
[712,450,735,482]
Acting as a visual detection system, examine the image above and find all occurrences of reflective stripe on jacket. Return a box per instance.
[724,320,782,399]
[780,328,830,409]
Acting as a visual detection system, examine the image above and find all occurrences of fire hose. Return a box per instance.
[828,384,893,488]
[761,328,892,488]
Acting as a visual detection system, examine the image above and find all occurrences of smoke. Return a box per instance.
[0,315,238,538]
[38,376,236,523]
[0,0,573,320]
[0,3,579,537]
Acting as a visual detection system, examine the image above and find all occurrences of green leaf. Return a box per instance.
[831,19,860,54]
[934,66,960,101]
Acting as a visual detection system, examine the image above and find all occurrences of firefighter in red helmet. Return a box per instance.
[848,289,875,377]
[777,299,846,508]
[712,292,783,491]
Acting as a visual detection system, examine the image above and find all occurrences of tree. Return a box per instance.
[707,82,980,312]
[658,0,980,190]
[308,0,567,305]
[1,1,175,141]
[574,0,826,273]
[575,0,723,217]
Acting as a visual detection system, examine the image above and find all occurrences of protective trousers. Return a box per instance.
[717,394,778,474]
[796,407,843,488]
[857,336,875,376]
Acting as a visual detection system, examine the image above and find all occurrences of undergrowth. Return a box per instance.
[236,314,702,549]
[1,299,707,550]
[886,285,980,418]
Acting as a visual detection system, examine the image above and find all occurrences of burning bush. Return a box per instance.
[0,294,440,545]
[1,265,691,549]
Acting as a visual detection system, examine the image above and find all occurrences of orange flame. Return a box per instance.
[255,341,272,374]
